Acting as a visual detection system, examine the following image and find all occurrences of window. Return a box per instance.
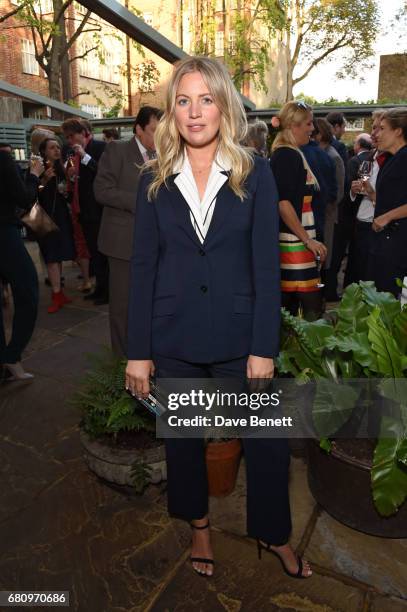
[215,30,224,56]
[143,12,153,26]
[346,118,365,132]
[100,49,120,84]
[21,39,39,75]
[81,104,102,118]
[228,30,237,55]
[35,0,53,14]
[74,1,88,15]
[78,43,100,79]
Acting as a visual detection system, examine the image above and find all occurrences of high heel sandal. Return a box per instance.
[257,540,311,579]
[190,521,214,577]
[3,362,34,381]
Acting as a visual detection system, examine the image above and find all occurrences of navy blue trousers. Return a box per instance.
[154,353,292,546]
[0,225,38,363]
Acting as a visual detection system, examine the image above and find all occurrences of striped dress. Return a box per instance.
[271,147,320,293]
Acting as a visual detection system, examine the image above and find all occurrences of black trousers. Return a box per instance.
[368,226,407,297]
[80,218,109,297]
[344,220,374,287]
[0,225,38,363]
[325,215,354,298]
[154,353,292,546]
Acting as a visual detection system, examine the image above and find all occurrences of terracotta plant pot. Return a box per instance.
[206,438,242,497]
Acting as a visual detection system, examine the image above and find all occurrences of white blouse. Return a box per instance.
[174,153,231,243]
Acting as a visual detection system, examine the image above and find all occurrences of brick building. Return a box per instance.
[378,54,407,101]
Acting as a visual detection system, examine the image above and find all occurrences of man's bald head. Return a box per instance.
[354,133,372,154]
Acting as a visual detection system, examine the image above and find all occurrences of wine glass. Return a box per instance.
[316,254,324,289]
[357,161,373,194]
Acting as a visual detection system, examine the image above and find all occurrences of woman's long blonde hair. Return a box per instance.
[147,56,253,201]
[272,101,319,188]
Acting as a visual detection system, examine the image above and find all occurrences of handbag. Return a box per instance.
[21,184,60,238]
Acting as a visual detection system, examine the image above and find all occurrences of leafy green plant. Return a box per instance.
[130,460,153,494]
[277,281,407,517]
[72,349,155,440]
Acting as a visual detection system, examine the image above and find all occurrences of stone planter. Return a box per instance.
[80,431,167,486]
[307,440,407,538]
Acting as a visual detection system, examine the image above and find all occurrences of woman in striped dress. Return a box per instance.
[270,101,327,320]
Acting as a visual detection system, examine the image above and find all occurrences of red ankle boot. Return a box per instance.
[47,291,64,314]
[59,290,72,305]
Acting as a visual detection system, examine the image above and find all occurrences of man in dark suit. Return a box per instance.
[326,111,348,171]
[94,106,162,355]
[62,118,107,304]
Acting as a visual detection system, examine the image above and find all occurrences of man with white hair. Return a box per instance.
[353,133,373,156]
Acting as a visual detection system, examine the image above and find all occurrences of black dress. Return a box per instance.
[37,166,76,264]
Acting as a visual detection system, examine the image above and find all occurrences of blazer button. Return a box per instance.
[199,248,205,256]
[200,285,208,293]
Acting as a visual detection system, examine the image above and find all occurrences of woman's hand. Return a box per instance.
[362,180,376,202]
[304,238,328,263]
[125,359,155,398]
[247,355,274,391]
[29,158,44,177]
[372,212,391,232]
[41,166,56,185]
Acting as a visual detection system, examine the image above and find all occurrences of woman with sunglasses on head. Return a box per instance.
[270,102,327,320]
[125,57,312,580]
[365,108,407,297]
[38,137,76,313]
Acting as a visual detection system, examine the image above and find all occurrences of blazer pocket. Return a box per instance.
[234,295,254,314]
[152,295,176,317]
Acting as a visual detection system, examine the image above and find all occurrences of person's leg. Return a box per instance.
[299,290,323,321]
[0,226,38,365]
[324,221,348,300]
[108,257,130,356]
[47,262,61,293]
[211,356,311,577]
[81,220,109,299]
[281,292,300,316]
[154,354,211,574]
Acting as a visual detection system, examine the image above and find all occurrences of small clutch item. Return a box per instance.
[21,201,59,238]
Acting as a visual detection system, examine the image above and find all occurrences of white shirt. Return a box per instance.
[174,153,231,243]
[135,136,149,162]
[351,152,379,222]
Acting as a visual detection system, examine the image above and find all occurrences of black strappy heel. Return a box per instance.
[257,539,311,579]
[190,521,214,577]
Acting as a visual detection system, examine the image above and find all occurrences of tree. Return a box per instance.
[281,0,379,101]
[0,0,106,106]
[189,0,285,95]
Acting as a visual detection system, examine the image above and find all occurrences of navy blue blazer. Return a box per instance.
[127,156,281,363]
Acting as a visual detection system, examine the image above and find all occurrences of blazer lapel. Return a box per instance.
[129,138,145,167]
[203,173,235,246]
[167,176,202,247]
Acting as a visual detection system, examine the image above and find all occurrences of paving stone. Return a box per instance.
[150,530,364,612]
[209,457,315,549]
[22,326,66,359]
[371,594,407,611]
[0,374,80,462]
[66,312,111,347]
[0,467,187,612]
[23,336,106,383]
[305,511,407,599]
[34,303,102,333]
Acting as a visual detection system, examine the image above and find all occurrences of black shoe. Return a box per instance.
[256,540,312,579]
[189,521,214,577]
[93,296,108,306]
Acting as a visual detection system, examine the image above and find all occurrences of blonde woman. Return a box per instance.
[270,102,327,320]
[125,57,312,580]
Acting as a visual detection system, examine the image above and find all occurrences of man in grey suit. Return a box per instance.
[94,106,162,356]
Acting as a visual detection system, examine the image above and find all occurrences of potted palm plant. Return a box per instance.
[73,350,166,493]
[277,281,407,537]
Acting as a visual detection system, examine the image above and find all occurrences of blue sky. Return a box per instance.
[294,0,406,102]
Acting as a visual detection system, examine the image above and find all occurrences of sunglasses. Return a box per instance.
[296,100,309,110]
